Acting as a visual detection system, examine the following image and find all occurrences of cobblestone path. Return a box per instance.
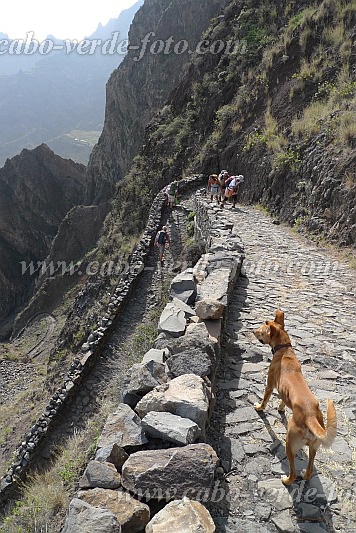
[206,201,356,533]
[30,198,194,470]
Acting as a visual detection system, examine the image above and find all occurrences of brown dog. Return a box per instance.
[253,309,337,485]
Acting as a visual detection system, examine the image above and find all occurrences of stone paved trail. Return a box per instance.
[30,197,194,471]
[205,201,356,533]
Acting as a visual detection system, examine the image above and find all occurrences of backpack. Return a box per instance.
[169,182,177,195]
[224,176,234,187]
[157,230,166,244]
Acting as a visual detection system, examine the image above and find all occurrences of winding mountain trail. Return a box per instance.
[205,200,356,533]
[24,314,57,359]
[31,197,196,466]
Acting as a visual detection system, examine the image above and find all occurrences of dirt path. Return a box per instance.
[24,313,57,359]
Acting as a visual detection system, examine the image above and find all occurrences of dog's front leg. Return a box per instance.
[254,372,274,411]
[278,399,286,412]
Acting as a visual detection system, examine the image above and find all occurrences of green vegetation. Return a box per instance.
[292,211,310,233]
[124,322,158,367]
[274,147,301,171]
[1,418,103,533]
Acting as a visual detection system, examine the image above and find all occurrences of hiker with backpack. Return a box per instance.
[221,174,244,208]
[166,182,178,208]
[218,170,229,202]
[155,225,171,264]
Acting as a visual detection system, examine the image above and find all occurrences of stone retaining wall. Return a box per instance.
[0,175,205,507]
[61,192,245,532]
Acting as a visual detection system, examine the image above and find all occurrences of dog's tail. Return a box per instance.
[307,399,337,448]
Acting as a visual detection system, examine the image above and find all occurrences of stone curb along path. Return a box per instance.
[60,192,245,532]
[204,199,356,533]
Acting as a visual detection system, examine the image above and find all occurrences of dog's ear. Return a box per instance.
[269,322,279,338]
[274,309,285,329]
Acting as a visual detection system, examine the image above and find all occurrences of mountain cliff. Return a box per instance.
[31,0,355,363]
[86,0,228,203]
[0,144,86,336]
[0,1,355,527]
[0,1,143,166]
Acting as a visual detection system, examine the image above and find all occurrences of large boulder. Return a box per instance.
[97,403,148,451]
[145,497,215,533]
[195,299,225,320]
[141,348,166,364]
[171,297,196,318]
[169,271,197,304]
[135,374,211,433]
[163,322,218,362]
[196,269,232,305]
[122,360,168,407]
[121,444,218,501]
[95,443,128,472]
[141,411,199,445]
[78,488,150,533]
[158,302,186,338]
[79,461,121,489]
[203,319,222,344]
[166,348,212,378]
[62,498,121,533]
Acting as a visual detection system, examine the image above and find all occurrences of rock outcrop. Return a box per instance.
[145,497,216,533]
[121,444,219,500]
[0,144,86,336]
[86,0,228,203]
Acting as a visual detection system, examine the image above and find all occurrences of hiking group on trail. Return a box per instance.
[156,171,244,267]
[207,170,244,208]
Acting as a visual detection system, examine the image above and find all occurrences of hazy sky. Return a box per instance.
[2,0,139,41]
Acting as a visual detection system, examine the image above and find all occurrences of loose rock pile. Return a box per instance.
[61,193,244,532]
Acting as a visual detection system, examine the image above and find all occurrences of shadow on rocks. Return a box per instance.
[205,274,249,532]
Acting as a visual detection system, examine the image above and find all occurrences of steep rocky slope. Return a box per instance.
[45,0,355,381]
[120,0,355,246]
[3,0,354,346]
[0,144,86,337]
[0,0,355,528]
[8,0,227,347]
[86,0,228,203]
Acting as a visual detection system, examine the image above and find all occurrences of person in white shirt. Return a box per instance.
[221,175,244,208]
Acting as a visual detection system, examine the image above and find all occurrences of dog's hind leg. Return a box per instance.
[301,444,318,481]
[281,421,303,486]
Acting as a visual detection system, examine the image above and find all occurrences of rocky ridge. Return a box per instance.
[86,0,228,203]
[121,0,355,246]
[0,144,86,337]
